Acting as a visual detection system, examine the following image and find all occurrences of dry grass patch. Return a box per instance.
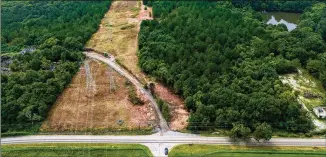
[41,59,155,132]
[86,1,147,82]
[85,1,188,130]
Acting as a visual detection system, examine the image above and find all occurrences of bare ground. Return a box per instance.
[41,59,155,131]
[154,83,189,131]
[85,1,189,130]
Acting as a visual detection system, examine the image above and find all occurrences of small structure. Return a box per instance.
[313,107,326,118]
[19,47,36,55]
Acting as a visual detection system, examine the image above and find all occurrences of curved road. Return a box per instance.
[84,52,169,132]
[2,132,326,156]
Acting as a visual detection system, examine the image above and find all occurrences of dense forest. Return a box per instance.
[300,3,326,84]
[139,1,326,133]
[1,1,111,132]
[232,0,318,12]
[143,0,322,17]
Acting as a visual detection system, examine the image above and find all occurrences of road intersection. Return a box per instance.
[2,131,326,156]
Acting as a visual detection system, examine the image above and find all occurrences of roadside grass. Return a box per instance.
[185,130,326,138]
[169,145,326,157]
[1,127,153,137]
[179,129,231,137]
[2,143,153,157]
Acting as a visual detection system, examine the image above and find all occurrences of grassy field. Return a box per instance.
[1,143,152,157]
[169,145,326,157]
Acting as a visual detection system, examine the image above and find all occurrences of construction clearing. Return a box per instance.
[154,83,189,131]
[280,69,326,130]
[86,1,189,131]
[41,59,156,132]
[86,1,150,83]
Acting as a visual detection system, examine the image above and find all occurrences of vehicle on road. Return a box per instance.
[165,148,168,155]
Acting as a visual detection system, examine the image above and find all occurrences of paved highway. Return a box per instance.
[84,52,170,132]
[3,134,326,146]
[2,131,326,156]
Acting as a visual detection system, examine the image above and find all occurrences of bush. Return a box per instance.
[162,102,170,122]
[276,59,298,74]
[157,99,164,111]
[128,87,144,105]
[157,98,170,121]
[125,80,131,86]
[120,24,135,30]
[104,52,109,57]
[230,123,251,141]
[294,90,301,97]
[253,123,273,142]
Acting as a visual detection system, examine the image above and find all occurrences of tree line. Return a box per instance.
[138,1,326,135]
[143,0,321,18]
[232,0,318,13]
[299,3,326,87]
[1,1,111,132]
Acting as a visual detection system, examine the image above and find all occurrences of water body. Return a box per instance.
[263,12,300,31]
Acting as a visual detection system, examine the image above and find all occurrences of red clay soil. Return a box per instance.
[138,5,153,20]
[154,83,189,131]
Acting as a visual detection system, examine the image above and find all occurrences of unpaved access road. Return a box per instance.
[84,52,170,132]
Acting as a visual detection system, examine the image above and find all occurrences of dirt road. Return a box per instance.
[84,52,170,132]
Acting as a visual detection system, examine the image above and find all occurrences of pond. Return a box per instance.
[263,12,301,31]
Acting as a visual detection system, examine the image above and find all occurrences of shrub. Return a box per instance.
[230,123,251,141]
[128,87,144,105]
[162,102,170,122]
[253,123,273,142]
[120,24,135,30]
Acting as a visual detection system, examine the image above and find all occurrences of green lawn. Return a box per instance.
[1,143,152,157]
[169,145,326,157]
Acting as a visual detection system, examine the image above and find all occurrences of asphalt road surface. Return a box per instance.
[2,131,326,157]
